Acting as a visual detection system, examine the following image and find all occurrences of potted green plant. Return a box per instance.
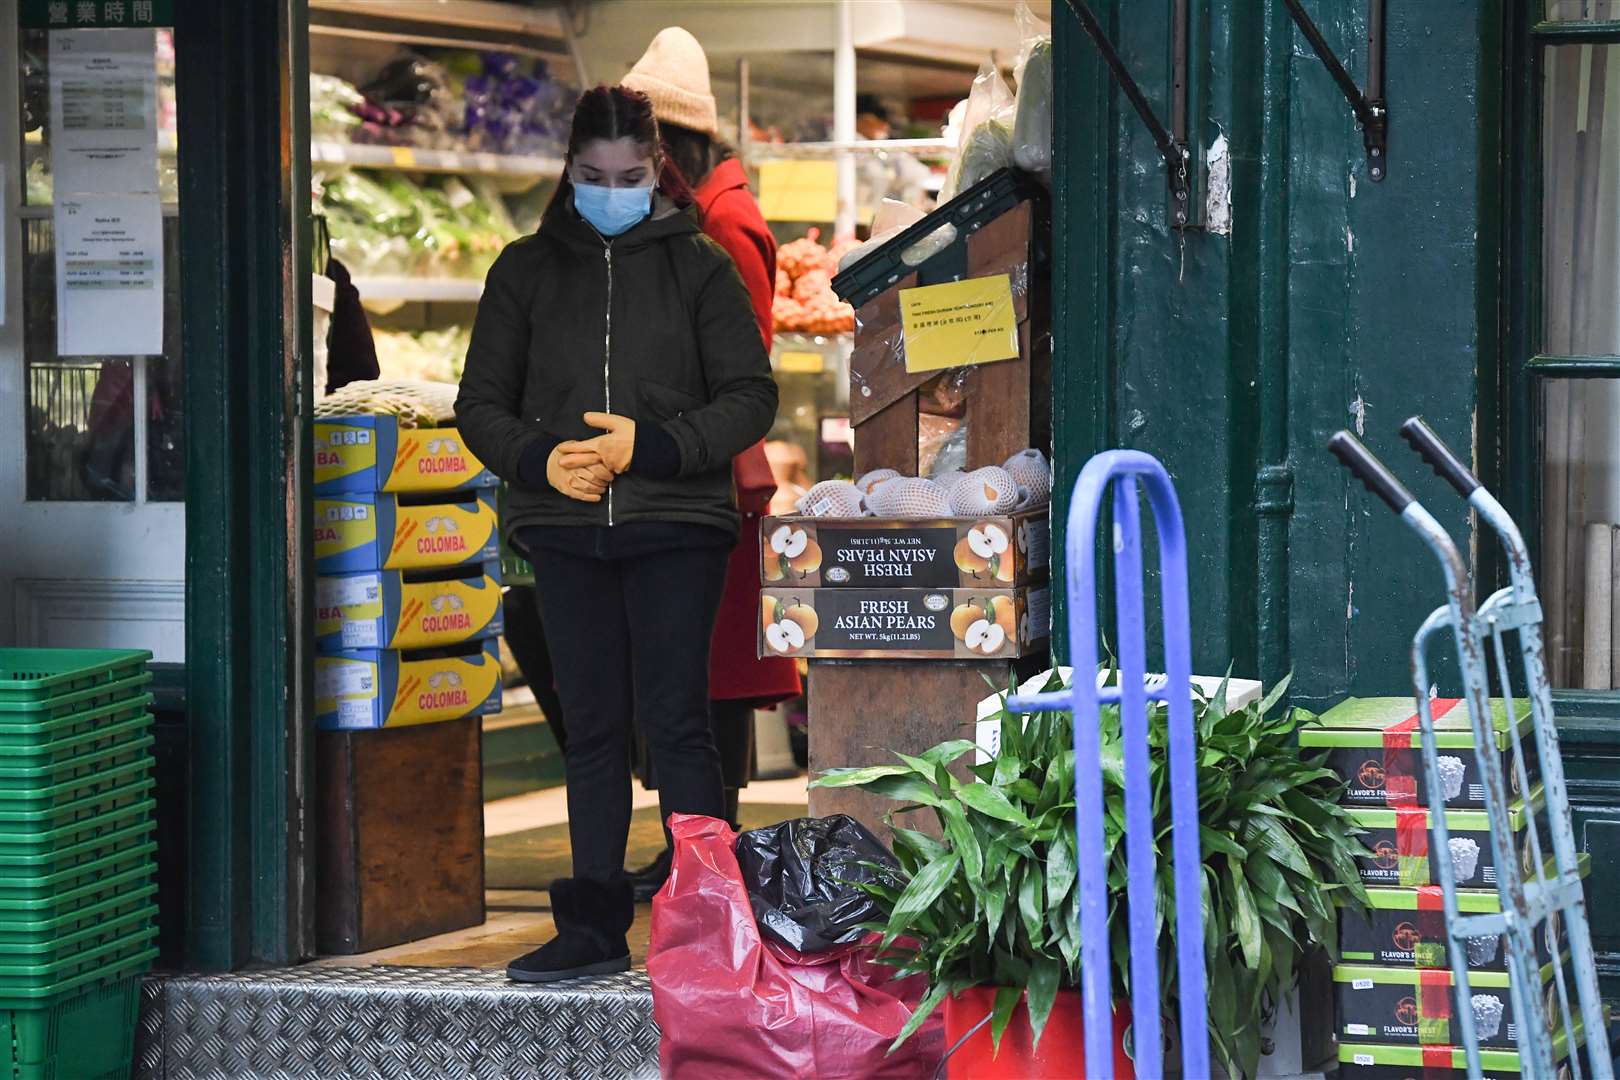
[812,671,1370,1079]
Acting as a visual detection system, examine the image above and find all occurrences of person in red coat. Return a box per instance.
[623,27,801,899]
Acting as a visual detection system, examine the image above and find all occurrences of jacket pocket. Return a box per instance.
[637,378,705,423]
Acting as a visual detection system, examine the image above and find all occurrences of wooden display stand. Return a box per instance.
[812,170,1051,834]
[316,715,486,954]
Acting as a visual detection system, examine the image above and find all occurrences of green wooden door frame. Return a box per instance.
[176,0,314,970]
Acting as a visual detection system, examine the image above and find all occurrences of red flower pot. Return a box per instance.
[943,986,1134,1079]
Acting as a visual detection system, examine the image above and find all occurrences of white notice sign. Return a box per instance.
[54,195,163,357]
[49,29,158,196]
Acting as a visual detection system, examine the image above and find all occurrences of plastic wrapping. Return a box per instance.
[938,61,1015,203]
[649,814,943,1079]
[734,815,899,954]
[1012,2,1054,176]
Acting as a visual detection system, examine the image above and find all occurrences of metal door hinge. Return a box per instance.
[1283,0,1388,180]
[1064,0,1194,228]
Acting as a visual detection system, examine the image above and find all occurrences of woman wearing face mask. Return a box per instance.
[455,84,778,983]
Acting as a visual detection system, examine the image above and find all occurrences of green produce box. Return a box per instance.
[0,903,154,964]
[0,842,155,904]
[0,776,154,834]
[0,817,155,881]
[0,970,145,1080]
[0,673,151,728]
[0,757,151,817]
[0,885,157,950]
[0,923,156,994]
[0,861,156,925]
[0,799,155,862]
[1338,1022,1587,1079]
[1346,786,1547,888]
[0,732,153,791]
[1334,956,1570,1049]
[0,650,148,707]
[0,704,152,775]
[1300,696,1537,809]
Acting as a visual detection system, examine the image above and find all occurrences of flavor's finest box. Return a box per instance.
[1334,958,1570,1050]
[1300,696,1537,809]
[315,639,502,730]
[1340,854,1588,972]
[759,586,1049,660]
[760,511,1050,589]
[315,489,499,574]
[1338,1026,1587,1079]
[316,564,504,652]
[315,415,495,494]
[1347,786,1547,888]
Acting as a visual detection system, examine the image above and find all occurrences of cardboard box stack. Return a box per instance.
[756,510,1050,660]
[313,412,504,730]
[1305,697,1590,1077]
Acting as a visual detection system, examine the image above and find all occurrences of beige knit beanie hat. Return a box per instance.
[621,27,718,137]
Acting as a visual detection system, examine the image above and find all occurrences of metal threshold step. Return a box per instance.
[136,965,659,1079]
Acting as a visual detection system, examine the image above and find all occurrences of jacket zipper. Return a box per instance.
[602,242,614,526]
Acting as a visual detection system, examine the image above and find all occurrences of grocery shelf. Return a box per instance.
[743,138,954,158]
[352,277,484,304]
[311,142,564,180]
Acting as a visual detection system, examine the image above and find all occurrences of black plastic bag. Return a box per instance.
[734,815,900,954]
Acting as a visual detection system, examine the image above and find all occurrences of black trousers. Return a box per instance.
[530,543,729,882]
[502,584,568,754]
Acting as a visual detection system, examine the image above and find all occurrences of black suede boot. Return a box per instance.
[506,876,633,983]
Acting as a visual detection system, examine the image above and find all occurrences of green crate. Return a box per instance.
[0,777,154,838]
[0,758,151,817]
[0,843,155,904]
[0,863,156,924]
[0,650,149,705]
[0,676,153,732]
[0,707,152,775]
[0,905,154,967]
[0,923,156,993]
[0,885,157,951]
[0,818,154,880]
[0,733,154,792]
[0,970,143,1080]
[0,800,155,863]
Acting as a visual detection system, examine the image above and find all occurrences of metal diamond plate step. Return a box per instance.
[135,965,660,1080]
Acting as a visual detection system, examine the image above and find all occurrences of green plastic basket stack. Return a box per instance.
[0,648,158,1080]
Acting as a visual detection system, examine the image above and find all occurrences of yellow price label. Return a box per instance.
[390,146,417,168]
[757,160,838,223]
[900,274,1021,374]
[777,351,825,374]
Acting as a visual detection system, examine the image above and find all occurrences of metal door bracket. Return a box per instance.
[1064,0,1193,227]
[1283,0,1388,180]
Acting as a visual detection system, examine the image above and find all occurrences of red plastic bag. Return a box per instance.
[649,814,945,1079]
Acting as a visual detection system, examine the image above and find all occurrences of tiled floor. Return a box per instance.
[316,775,809,972]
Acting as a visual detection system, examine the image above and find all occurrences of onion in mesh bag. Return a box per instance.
[797,480,865,518]
[949,466,1021,516]
[1002,448,1052,509]
[864,477,950,519]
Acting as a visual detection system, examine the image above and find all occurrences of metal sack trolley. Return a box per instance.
[1330,420,1611,1079]
[1004,450,1209,1079]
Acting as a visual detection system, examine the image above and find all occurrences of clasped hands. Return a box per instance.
[546,411,635,503]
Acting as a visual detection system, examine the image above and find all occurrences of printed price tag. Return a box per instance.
[1353,1054,1375,1066]
[1351,978,1374,990]
[900,273,1019,373]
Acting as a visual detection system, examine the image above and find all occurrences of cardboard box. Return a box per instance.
[315,639,502,730]
[1338,1025,1587,1079]
[759,586,1048,660]
[314,489,499,574]
[1346,787,1547,888]
[1299,696,1537,809]
[1334,957,1571,1050]
[316,563,504,652]
[760,510,1049,589]
[314,415,495,494]
[1340,854,1588,972]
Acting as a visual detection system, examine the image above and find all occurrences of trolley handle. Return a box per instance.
[1399,416,1482,498]
[1329,431,1415,515]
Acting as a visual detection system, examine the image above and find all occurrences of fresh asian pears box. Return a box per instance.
[316,562,504,652]
[759,585,1048,660]
[1298,696,1537,809]
[760,510,1049,589]
[314,415,495,494]
[314,489,499,574]
[315,638,501,730]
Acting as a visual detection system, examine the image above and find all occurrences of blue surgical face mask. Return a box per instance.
[573,182,653,237]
